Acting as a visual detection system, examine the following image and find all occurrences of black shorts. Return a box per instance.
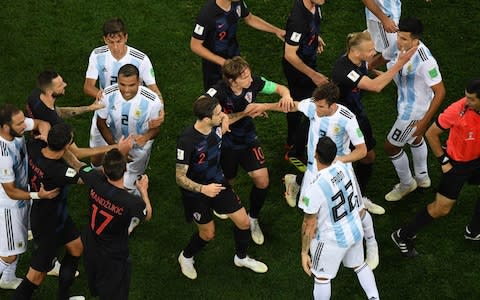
[437,157,480,200]
[181,185,242,224]
[30,216,80,272]
[282,60,316,100]
[358,117,376,151]
[202,60,222,91]
[221,141,267,180]
[82,231,131,300]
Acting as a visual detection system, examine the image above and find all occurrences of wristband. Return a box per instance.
[30,192,40,200]
[437,154,450,165]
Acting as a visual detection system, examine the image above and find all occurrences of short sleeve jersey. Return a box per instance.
[298,161,363,247]
[26,89,64,126]
[79,165,146,258]
[284,0,322,68]
[176,125,224,194]
[97,85,163,141]
[0,118,34,208]
[332,54,368,119]
[27,140,80,233]
[85,45,156,89]
[387,42,442,120]
[192,0,249,59]
[205,75,266,150]
[298,101,364,171]
[365,0,401,22]
[437,98,480,162]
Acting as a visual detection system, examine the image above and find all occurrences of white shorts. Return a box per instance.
[387,119,418,147]
[310,238,364,279]
[124,140,153,190]
[0,205,30,256]
[367,19,398,61]
[89,114,108,148]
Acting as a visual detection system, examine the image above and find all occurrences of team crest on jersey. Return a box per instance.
[244,92,253,103]
[406,63,413,74]
[193,212,201,221]
[236,5,241,17]
[215,127,222,138]
[194,24,204,35]
[133,107,142,119]
[347,70,360,82]
[177,149,185,160]
[333,125,340,134]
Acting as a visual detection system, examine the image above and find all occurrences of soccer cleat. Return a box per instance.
[249,217,264,245]
[0,277,23,290]
[363,197,385,215]
[128,217,140,235]
[283,174,300,207]
[391,229,418,257]
[385,180,418,201]
[288,157,307,173]
[213,210,228,220]
[178,251,197,280]
[68,297,85,300]
[416,176,431,188]
[464,226,480,241]
[234,255,268,273]
[27,230,33,241]
[365,241,379,270]
[46,260,80,277]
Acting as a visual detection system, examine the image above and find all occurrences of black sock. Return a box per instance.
[234,227,251,259]
[249,186,268,218]
[286,111,303,146]
[354,162,373,195]
[400,207,434,239]
[296,173,304,185]
[12,277,38,300]
[183,231,208,258]
[58,254,80,300]
[468,199,480,233]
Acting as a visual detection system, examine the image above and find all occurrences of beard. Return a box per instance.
[9,128,23,138]
[52,91,64,98]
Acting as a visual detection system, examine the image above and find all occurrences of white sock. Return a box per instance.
[389,149,413,185]
[355,263,379,299]
[313,277,331,300]
[1,256,17,281]
[361,211,376,244]
[0,258,10,275]
[410,138,429,180]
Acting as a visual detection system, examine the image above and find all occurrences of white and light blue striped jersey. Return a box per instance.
[85,45,156,88]
[298,100,365,172]
[0,118,33,208]
[97,85,163,141]
[299,161,363,248]
[387,42,442,121]
[365,0,401,22]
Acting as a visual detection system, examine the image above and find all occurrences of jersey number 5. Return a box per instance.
[91,204,114,235]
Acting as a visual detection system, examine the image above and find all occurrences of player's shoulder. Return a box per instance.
[93,45,109,55]
[336,104,355,119]
[139,86,159,102]
[128,46,147,61]
[417,43,435,63]
[104,84,119,95]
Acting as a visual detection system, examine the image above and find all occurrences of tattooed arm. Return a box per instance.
[175,163,225,198]
[301,213,317,276]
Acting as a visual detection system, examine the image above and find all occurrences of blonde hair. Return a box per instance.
[346,31,372,53]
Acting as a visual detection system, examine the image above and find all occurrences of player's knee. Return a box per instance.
[428,201,453,218]
[383,141,400,156]
[0,255,17,264]
[255,178,269,189]
[199,229,215,241]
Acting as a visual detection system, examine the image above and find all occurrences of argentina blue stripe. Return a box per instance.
[121,102,132,138]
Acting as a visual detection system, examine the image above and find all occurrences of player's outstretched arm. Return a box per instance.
[190,37,226,66]
[284,43,328,86]
[55,99,104,119]
[243,13,285,41]
[413,81,446,137]
[136,175,152,221]
[2,182,60,201]
[362,0,398,33]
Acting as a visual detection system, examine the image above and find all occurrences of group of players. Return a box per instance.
[1,0,480,299]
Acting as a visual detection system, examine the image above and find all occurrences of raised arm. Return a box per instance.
[243,13,285,41]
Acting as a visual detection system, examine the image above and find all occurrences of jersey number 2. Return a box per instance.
[330,180,357,222]
[91,204,114,235]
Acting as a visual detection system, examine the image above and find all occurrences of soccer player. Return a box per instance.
[83,17,164,166]
[13,124,83,299]
[331,31,416,214]
[0,104,58,290]
[283,0,329,160]
[176,95,267,280]
[254,82,381,269]
[74,149,152,299]
[392,79,480,257]
[191,0,285,91]
[300,136,379,300]
[205,56,293,245]
[384,17,445,201]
